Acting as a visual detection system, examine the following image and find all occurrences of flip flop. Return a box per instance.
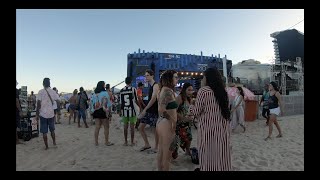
[276,134,283,138]
[140,146,151,151]
[105,142,114,146]
[264,136,272,141]
[147,149,157,154]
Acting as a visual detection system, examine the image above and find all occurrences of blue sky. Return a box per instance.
[16,9,304,93]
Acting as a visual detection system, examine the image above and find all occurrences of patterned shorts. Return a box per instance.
[139,112,158,127]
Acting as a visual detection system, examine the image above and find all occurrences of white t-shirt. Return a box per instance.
[37,88,59,118]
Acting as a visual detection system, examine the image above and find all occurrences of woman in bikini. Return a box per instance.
[156,70,179,171]
[265,81,283,141]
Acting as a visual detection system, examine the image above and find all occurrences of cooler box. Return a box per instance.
[244,100,258,121]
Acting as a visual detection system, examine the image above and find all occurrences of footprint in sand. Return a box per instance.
[257,160,268,166]
[70,160,76,165]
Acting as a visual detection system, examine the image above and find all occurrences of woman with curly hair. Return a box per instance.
[156,70,179,171]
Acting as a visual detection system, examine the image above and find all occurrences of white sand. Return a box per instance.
[16,112,304,171]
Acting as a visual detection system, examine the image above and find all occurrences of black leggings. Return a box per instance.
[262,108,270,120]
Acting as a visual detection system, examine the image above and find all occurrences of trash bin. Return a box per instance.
[244,100,258,121]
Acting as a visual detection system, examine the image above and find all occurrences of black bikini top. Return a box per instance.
[166,101,178,110]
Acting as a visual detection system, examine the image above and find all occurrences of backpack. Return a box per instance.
[190,147,199,165]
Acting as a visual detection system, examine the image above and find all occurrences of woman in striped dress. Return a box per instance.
[189,67,232,171]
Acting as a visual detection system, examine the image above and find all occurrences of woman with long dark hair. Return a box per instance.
[91,81,114,146]
[231,86,246,132]
[156,70,179,171]
[265,81,283,140]
[172,82,194,158]
[189,67,232,171]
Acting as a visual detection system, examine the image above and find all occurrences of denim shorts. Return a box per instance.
[40,116,55,134]
[78,109,87,120]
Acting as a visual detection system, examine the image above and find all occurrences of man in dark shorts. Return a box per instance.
[139,69,159,153]
[77,87,89,128]
[36,78,60,150]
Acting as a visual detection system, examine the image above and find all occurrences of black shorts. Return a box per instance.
[92,108,107,119]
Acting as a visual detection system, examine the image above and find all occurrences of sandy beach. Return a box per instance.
[16,112,304,171]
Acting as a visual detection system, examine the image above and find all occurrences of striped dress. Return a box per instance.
[189,86,232,171]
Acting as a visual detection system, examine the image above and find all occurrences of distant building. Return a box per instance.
[232,60,271,94]
[270,29,304,66]
[232,59,302,95]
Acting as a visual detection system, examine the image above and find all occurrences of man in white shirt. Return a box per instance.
[36,78,60,150]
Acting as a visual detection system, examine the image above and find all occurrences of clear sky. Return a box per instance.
[16,9,304,93]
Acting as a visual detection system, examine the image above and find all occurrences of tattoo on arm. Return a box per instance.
[159,88,175,106]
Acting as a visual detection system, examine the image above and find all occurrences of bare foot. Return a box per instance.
[276,134,283,138]
[130,142,136,146]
